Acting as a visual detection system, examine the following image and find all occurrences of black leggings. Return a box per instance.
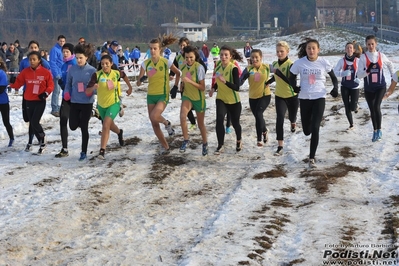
[364,87,386,130]
[249,95,271,142]
[0,103,14,140]
[59,99,71,149]
[300,98,325,159]
[216,99,242,146]
[341,86,359,126]
[26,100,46,143]
[69,103,93,153]
[275,95,299,141]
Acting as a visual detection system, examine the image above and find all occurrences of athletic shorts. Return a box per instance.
[147,94,169,105]
[182,95,206,113]
[98,102,120,120]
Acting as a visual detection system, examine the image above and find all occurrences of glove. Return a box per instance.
[64,92,71,101]
[38,92,48,101]
[170,85,178,99]
[366,63,375,73]
[330,88,338,98]
[354,78,360,84]
[342,70,351,76]
[139,75,148,82]
[293,86,301,93]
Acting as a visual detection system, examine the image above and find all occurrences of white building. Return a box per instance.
[161,22,212,42]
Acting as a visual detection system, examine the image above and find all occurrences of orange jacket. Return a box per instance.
[11,65,54,101]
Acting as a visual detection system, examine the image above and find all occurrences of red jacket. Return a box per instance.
[11,65,54,101]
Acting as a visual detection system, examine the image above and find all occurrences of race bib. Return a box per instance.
[254,72,260,82]
[78,82,84,92]
[185,72,192,80]
[148,68,157,77]
[107,80,114,90]
[33,84,40,94]
[308,74,316,85]
[371,73,378,83]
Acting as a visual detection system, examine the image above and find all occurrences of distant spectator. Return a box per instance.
[0,42,7,63]
[129,46,141,71]
[210,43,220,69]
[49,34,66,117]
[243,42,253,65]
[124,47,130,64]
[108,40,119,66]
[6,43,19,92]
[95,46,101,61]
[14,40,25,65]
[201,43,209,58]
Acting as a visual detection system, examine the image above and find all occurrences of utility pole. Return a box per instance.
[257,0,260,38]
[100,0,102,24]
[215,0,217,26]
[380,0,382,40]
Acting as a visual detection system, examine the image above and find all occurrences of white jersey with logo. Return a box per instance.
[290,56,333,100]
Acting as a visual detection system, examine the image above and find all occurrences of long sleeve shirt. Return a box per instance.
[64,63,97,104]
[10,65,54,101]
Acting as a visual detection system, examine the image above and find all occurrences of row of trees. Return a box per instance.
[0,0,396,48]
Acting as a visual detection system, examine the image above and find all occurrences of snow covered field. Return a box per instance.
[1,28,399,265]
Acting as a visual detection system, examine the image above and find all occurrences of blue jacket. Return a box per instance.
[60,56,78,93]
[124,50,129,61]
[129,48,140,60]
[64,63,97,104]
[108,47,119,66]
[0,70,9,104]
[95,50,101,61]
[49,43,63,78]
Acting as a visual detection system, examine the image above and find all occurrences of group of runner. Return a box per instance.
[0,34,395,167]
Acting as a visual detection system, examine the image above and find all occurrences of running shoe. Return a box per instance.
[98,148,105,160]
[25,144,32,152]
[8,139,14,147]
[274,146,283,156]
[376,129,382,141]
[308,158,317,168]
[214,145,224,155]
[165,121,175,136]
[236,141,242,152]
[179,140,189,153]
[55,148,69,158]
[189,124,197,131]
[160,147,170,155]
[202,143,208,156]
[79,152,87,161]
[372,131,378,142]
[290,123,296,133]
[226,127,232,134]
[118,129,124,146]
[37,144,46,155]
[262,129,269,143]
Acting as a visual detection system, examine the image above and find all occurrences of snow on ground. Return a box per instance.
[1,28,399,265]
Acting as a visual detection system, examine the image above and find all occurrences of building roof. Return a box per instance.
[161,22,212,28]
[315,0,356,8]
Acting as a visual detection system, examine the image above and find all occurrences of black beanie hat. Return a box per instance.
[14,40,20,44]
[62,43,74,54]
[1,42,7,46]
